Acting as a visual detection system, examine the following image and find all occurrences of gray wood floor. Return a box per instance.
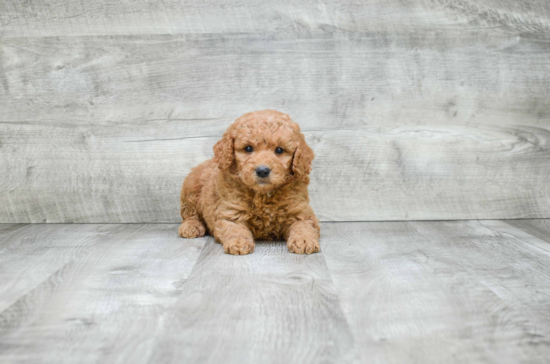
[1,220,549,363]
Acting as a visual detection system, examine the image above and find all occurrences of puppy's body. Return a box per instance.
[179,110,320,255]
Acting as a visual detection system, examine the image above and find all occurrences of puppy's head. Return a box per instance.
[213,110,314,191]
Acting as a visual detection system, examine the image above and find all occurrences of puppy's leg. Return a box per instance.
[284,216,320,254]
[178,218,206,239]
[179,171,206,239]
[214,220,255,255]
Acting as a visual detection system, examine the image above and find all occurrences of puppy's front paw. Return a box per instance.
[223,238,255,255]
[178,220,206,238]
[287,234,320,254]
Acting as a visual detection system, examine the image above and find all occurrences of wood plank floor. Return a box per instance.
[0,221,549,363]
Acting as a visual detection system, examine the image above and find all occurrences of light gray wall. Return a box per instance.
[1,0,549,223]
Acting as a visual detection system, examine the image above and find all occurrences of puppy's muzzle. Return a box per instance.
[255,166,271,178]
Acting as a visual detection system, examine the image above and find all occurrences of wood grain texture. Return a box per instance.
[322,220,550,363]
[0,224,206,364]
[1,0,549,37]
[2,32,550,126]
[0,223,27,235]
[503,219,550,251]
[1,221,550,363]
[1,29,550,222]
[411,220,550,362]
[0,224,109,312]
[149,237,354,364]
[477,219,550,252]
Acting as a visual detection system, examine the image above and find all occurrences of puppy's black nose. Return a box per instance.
[255,166,271,178]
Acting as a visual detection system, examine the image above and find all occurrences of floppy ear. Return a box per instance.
[213,131,234,171]
[292,131,314,180]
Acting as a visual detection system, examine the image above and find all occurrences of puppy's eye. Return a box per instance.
[275,147,284,154]
[245,146,253,153]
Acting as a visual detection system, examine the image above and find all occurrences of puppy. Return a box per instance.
[178,109,320,255]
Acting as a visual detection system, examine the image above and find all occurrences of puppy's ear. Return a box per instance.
[213,131,234,171]
[292,131,314,180]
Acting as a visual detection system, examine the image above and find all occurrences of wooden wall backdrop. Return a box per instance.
[1,0,550,223]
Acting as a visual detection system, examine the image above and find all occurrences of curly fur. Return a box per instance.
[178,109,320,255]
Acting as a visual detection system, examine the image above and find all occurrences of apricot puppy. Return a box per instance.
[178,109,320,255]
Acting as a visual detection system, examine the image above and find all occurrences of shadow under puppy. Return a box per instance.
[178,109,320,255]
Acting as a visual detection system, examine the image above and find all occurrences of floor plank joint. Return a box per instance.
[1,220,549,363]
